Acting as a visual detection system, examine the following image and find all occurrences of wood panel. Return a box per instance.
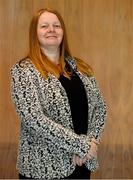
[0,0,133,179]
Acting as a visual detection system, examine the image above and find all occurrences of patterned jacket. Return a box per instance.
[11,56,107,179]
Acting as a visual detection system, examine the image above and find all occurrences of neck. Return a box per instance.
[41,47,60,65]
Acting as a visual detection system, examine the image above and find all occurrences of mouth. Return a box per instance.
[46,35,57,38]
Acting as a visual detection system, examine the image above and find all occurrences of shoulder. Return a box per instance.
[74,57,92,69]
[11,58,47,85]
[11,57,35,76]
[72,57,94,77]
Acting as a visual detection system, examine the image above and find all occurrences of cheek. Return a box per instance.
[59,30,63,41]
[37,29,46,44]
[37,29,43,37]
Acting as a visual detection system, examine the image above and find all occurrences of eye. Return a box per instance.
[40,24,48,28]
[54,24,61,28]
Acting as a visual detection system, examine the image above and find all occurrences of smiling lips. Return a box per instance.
[46,35,57,38]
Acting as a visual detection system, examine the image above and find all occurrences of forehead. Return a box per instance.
[38,11,60,24]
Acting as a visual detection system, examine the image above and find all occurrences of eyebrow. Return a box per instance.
[40,21,61,24]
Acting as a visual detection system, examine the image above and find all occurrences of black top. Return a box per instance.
[59,70,88,135]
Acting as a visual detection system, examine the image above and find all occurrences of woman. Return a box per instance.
[11,8,107,179]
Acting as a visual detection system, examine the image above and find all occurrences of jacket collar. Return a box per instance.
[65,55,77,71]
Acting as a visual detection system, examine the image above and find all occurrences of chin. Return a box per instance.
[47,43,60,46]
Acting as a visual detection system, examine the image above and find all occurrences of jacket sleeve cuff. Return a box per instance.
[74,135,91,159]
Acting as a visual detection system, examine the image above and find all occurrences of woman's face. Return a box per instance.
[37,11,63,50]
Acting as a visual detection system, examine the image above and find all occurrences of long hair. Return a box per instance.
[23,8,93,78]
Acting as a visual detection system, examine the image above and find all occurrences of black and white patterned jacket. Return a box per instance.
[11,56,107,179]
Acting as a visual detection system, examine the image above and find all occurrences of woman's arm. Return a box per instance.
[11,64,90,159]
[89,76,107,142]
[72,77,107,168]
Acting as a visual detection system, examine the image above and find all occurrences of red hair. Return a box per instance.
[24,8,93,78]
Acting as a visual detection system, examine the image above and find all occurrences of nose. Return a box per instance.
[48,25,55,32]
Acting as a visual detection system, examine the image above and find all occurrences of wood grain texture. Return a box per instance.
[0,0,133,179]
